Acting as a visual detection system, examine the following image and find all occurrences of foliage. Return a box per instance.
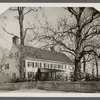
[35,68,41,81]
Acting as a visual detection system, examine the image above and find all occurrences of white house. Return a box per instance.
[4,36,73,81]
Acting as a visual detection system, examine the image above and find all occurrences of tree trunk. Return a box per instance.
[18,7,25,79]
[95,57,99,81]
[19,64,24,79]
[18,7,24,45]
[92,61,94,81]
[74,31,82,81]
[83,55,86,73]
[74,57,81,81]
[19,57,24,79]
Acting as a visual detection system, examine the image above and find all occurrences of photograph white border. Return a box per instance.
[0,3,100,97]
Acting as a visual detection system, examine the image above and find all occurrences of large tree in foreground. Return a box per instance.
[39,7,100,81]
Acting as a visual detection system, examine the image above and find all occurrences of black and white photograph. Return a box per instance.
[0,3,100,96]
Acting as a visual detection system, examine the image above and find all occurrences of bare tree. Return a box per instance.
[2,7,42,79]
[38,7,100,81]
[2,7,41,45]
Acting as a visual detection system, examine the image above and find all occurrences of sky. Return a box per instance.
[0,7,70,50]
[0,6,99,51]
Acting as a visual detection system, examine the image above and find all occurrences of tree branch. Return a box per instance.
[24,8,35,16]
[81,11,100,30]
[9,7,18,11]
[67,7,78,19]
[23,27,34,40]
[42,35,75,53]
[1,26,19,37]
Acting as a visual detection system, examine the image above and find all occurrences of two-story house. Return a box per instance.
[4,36,73,81]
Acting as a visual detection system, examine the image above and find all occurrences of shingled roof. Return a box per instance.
[18,45,72,64]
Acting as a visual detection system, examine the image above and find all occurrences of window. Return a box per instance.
[35,62,38,68]
[61,65,63,69]
[35,62,39,68]
[7,64,9,69]
[65,65,66,69]
[33,62,34,68]
[28,72,34,78]
[9,53,13,59]
[44,63,46,68]
[5,64,9,70]
[27,62,32,67]
[40,63,42,68]
[27,62,30,67]
[54,64,57,69]
[58,65,61,69]
[54,64,58,69]
[50,64,54,69]
[44,63,48,68]
[48,64,49,68]
[50,64,52,69]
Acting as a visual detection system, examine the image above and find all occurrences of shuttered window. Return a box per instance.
[5,63,9,70]
[40,63,42,68]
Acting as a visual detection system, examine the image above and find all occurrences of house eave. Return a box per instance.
[25,57,73,65]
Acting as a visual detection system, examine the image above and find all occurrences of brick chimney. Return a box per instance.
[12,36,19,45]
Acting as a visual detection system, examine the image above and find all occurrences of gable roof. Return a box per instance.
[17,45,73,64]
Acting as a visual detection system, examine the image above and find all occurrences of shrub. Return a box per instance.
[12,77,27,83]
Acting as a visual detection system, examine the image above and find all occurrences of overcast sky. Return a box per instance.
[0,6,99,50]
[0,7,71,50]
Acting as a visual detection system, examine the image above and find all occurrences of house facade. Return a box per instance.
[4,36,73,81]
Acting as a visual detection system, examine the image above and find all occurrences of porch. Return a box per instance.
[26,68,66,81]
